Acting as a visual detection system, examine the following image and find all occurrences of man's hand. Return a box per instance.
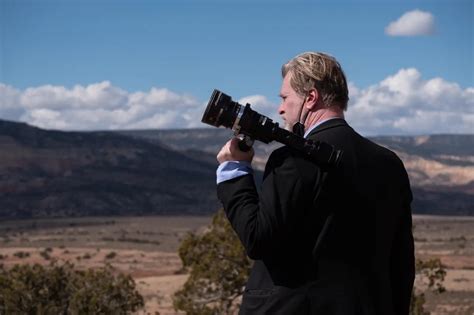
[217,137,254,164]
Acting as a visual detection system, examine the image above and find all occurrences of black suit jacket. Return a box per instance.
[217,119,415,315]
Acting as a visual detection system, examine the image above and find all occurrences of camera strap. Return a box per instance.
[292,122,305,137]
[293,96,310,137]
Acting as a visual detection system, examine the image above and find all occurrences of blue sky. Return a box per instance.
[0,0,473,135]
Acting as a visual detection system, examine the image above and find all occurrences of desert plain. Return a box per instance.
[0,215,473,315]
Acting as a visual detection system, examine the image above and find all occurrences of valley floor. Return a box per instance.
[0,215,473,315]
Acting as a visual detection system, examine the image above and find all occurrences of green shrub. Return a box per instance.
[173,210,446,315]
[173,209,252,315]
[13,251,30,259]
[39,250,51,261]
[105,251,117,260]
[0,262,144,314]
[410,257,447,315]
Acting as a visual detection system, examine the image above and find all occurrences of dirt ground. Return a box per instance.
[0,215,473,315]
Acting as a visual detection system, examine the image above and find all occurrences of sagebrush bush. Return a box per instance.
[0,261,144,314]
[173,209,252,315]
[410,258,447,315]
[173,210,446,315]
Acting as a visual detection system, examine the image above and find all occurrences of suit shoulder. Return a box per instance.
[267,145,316,165]
[370,139,406,169]
[265,146,292,171]
[264,146,321,182]
[364,138,413,197]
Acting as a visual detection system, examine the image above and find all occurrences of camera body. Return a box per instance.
[202,89,343,168]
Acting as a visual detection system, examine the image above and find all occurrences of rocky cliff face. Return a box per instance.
[122,129,474,215]
[371,135,474,215]
[0,120,218,218]
[1,120,472,217]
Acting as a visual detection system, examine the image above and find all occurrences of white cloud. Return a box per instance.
[0,84,24,119]
[20,81,129,110]
[1,71,472,135]
[25,109,70,130]
[385,9,435,36]
[238,95,280,122]
[346,68,473,135]
[0,82,203,130]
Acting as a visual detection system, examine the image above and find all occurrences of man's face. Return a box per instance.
[278,73,305,131]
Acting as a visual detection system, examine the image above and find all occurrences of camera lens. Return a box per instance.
[202,89,343,168]
[201,90,241,129]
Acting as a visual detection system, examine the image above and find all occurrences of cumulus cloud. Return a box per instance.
[385,9,435,36]
[0,82,205,130]
[238,95,280,122]
[0,84,24,119]
[1,70,472,135]
[346,68,473,135]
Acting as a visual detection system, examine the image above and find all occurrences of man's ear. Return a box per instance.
[305,88,319,110]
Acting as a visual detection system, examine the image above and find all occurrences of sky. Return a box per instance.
[0,0,473,135]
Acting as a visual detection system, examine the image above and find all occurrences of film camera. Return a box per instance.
[201,89,343,168]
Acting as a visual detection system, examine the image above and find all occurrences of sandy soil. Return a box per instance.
[1,215,473,315]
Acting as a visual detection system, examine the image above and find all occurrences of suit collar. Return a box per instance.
[305,118,348,138]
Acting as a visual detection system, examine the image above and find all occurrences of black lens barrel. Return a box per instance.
[202,89,343,168]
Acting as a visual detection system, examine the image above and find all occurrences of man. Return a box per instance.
[216,52,415,315]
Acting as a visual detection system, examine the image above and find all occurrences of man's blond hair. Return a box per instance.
[282,52,349,110]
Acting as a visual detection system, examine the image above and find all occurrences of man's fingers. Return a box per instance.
[217,137,254,164]
[229,137,241,153]
[216,139,232,163]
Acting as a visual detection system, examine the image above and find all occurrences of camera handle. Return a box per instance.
[236,134,254,152]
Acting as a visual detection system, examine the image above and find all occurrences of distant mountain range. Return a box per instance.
[0,119,473,218]
[0,120,218,218]
[118,129,474,216]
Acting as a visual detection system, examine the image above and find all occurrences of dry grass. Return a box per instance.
[0,215,473,314]
[0,216,210,314]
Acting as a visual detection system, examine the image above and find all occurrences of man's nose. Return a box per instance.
[278,103,285,115]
